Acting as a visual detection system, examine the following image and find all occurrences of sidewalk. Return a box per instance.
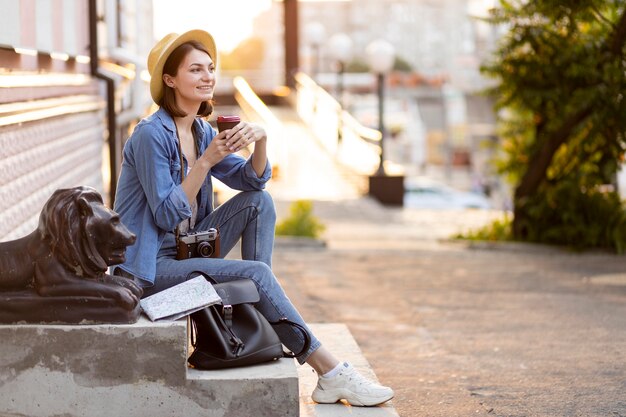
[265,107,626,417]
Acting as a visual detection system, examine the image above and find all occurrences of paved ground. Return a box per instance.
[270,199,626,417]
[257,106,626,417]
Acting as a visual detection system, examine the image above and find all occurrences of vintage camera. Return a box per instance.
[176,228,220,260]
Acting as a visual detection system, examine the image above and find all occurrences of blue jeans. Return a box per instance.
[148,190,320,364]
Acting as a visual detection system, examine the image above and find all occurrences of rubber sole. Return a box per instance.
[312,387,394,407]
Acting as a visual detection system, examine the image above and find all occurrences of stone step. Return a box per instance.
[0,316,299,417]
[0,319,397,416]
[186,358,298,416]
[299,324,400,417]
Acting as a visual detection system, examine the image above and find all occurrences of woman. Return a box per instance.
[113,29,393,407]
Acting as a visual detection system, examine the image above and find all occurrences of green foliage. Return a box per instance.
[455,214,513,242]
[345,58,370,73]
[345,55,413,73]
[456,187,626,253]
[480,0,626,252]
[521,182,626,253]
[275,200,326,238]
[393,56,413,72]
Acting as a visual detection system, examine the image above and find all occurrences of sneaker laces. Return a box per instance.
[341,365,381,391]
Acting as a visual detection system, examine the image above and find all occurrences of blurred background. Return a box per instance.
[1,0,625,252]
[0,0,504,236]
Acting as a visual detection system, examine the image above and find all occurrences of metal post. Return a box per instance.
[312,44,320,81]
[337,61,345,145]
[376,72,386,176]
[89,0,118,206]
[337,61,345,106]
[283,0,299,89]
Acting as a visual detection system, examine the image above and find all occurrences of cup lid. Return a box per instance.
[217,115,240,122]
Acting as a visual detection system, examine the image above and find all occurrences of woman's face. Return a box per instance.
[165,48,216,104]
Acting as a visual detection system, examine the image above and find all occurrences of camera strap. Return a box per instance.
[174,123,193,242]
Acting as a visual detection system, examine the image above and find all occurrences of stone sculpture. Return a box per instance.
[0,186,142,323]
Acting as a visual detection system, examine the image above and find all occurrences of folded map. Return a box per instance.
[140,275,221,321]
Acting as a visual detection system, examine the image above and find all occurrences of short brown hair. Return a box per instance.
[159,41,214,118]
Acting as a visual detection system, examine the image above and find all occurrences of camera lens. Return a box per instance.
[197,241,213,258]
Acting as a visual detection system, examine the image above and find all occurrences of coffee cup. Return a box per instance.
[217,115,240,132]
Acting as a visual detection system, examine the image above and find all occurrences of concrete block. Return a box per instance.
[0,316,299,417]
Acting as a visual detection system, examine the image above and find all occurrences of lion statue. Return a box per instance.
[0,186,142,324]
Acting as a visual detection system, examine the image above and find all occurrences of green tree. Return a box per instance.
[481,0,626,252]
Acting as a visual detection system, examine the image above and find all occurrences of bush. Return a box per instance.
[275,200,325,238]
[521,181,626,253]
[455,214,513,242]
[456,183,626,254]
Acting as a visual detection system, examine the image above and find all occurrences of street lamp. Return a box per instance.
[366,39,395,176]
[328,33,353,108]
[365,39,404,206]
[304,22,326,81]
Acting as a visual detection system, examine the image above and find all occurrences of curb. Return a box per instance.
[274,236,327,249]
[440,238,599,255]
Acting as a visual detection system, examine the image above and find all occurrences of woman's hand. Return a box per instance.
[197,121,268,178]
[199,130,233,168]
[224,122,267,153]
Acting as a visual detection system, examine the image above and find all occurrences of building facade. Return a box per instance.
[294,0,501,192]
[0,0,153,241]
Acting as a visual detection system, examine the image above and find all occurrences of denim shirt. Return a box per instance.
[113,107,271,285]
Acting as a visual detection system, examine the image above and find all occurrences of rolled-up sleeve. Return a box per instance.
[212,153,272,191]
[131,124,191,231]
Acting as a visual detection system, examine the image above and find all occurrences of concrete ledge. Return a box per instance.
[275,235,327,249]
[186,359,299,417]
[442,237,576,255]
[300,324,399,417]
[0,316,299,417]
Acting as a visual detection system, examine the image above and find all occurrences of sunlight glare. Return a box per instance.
[152,0,272,53]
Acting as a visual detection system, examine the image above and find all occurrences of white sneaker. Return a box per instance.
[312,362,394,406]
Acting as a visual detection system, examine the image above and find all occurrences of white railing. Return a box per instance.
[294,72,387,176]
[217,70,283,96]
[232,76,288,177]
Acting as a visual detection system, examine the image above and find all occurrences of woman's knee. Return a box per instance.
[248,261,279,288]
[254,189,274,208]
[247,190,276,223]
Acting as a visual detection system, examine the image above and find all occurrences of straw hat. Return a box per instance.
[147,29,217,104]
